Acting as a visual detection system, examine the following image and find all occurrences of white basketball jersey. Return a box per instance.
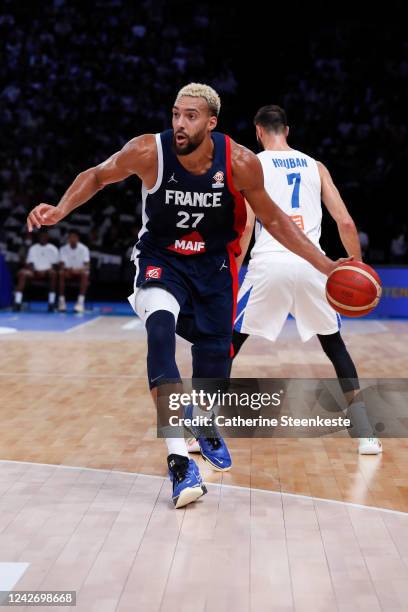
[251,149,322,255]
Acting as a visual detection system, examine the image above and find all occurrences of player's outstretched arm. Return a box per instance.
[318,162,362,261]
[231,142,350,276]
[235,201,255,271]
[26,134,157,232]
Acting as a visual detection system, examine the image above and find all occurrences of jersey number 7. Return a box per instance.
[287,172,301,208]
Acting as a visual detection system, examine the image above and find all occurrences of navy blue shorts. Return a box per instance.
[134,245,238,355]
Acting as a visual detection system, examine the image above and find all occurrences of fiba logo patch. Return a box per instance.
[212,171,224,188]
[145,266,162,279]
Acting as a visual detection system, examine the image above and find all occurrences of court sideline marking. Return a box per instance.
[64,315,102,333]
[0,459,406,517]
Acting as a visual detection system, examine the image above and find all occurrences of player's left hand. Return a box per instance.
[327,256,354,276]
[27,203,64,232]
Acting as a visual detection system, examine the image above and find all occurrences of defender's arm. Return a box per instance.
[318,161,362,260]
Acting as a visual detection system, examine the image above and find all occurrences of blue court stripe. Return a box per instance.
[0,312,98,332]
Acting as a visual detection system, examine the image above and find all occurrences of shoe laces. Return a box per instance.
[201,417,223,450]
[169,458,189,483]
[205,437,222,450]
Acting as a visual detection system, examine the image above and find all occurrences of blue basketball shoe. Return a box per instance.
[184,405,232,471]
[167,454,207,509]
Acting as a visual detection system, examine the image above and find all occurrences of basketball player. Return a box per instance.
[26,85,350,508]
[231,105,381,455]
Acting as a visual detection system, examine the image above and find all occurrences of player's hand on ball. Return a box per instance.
[326,260,382,317]
[27,204,63,232]
[327,256,354,275]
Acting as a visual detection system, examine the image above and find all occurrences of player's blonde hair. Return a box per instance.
[175,83,221,117]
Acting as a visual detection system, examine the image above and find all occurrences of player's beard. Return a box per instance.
[173,130,206,156]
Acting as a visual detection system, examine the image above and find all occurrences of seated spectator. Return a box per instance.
[13,229,59,312]
[58,231,90,314]
[87,227,103,251]
[357,226,369,259]
[390,228,408,264]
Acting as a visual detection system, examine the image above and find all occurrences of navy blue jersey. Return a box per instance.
[135,129,246,257]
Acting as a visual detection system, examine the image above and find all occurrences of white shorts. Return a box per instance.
[235,252,340,342]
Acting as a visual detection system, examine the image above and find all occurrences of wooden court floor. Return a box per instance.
[0,461,407,612]
[0,315,407,610]
[0,316,407,511]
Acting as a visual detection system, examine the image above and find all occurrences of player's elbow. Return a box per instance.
[261,219,282,243]
[261,216,279,235]
[81,167,104,190]
[338,216,356,233]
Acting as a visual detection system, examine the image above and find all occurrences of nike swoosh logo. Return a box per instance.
[212,457,224,464]
[151,374,164,383]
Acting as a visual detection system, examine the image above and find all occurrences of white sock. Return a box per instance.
[165,438,189,458]
[77,295,85,305]
[48,292,56,304]
[59,295,65,303]
[15,291,23,304]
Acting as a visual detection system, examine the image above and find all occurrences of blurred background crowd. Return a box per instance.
[1,0,407,301]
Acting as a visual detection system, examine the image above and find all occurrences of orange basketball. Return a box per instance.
[326,261,382,317]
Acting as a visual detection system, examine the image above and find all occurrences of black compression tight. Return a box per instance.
[317,332,359,394]
[232,329,359,394]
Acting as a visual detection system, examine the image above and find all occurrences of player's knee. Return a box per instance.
[192,336,231,358]
[191,341,231,380]
[146,310,176,345]
[317,331,346,358]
